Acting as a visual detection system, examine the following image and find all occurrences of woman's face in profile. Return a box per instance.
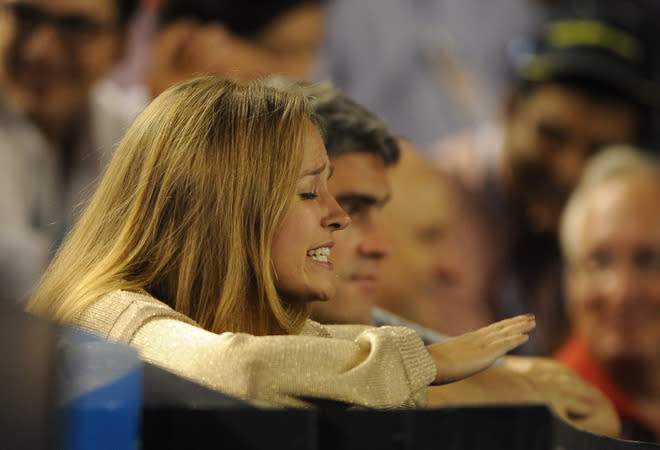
[271,122,350,303]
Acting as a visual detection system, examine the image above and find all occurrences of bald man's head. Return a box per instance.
[372,139,496,335]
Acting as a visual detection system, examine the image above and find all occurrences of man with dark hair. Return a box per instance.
[431,1,660,354]
[0,0,139,304]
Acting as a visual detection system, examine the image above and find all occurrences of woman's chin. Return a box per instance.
[280,285,336,304]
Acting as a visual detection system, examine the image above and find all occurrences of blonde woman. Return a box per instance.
[27,76,534,408]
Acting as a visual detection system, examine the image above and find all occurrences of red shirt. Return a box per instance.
[555,333,657,442]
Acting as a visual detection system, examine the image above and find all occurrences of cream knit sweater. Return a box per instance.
[73,290,436,408]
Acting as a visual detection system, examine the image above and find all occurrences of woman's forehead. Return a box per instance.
[300,126,329,174]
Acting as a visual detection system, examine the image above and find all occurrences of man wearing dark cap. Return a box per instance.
[428,1,660,355]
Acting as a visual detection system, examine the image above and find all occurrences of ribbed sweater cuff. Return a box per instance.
[390,327,436,393]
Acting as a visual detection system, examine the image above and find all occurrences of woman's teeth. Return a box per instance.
[307,247,330,262]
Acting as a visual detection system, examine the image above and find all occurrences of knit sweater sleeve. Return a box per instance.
[75,290,435,408]
[132,318,435,408]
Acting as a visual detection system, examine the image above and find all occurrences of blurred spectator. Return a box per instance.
[555,146,660,442]
[148,0,327,96]
[0,0,138,305]
[374,140,497,336]
[321,0,548,149]
[433,1,660,354]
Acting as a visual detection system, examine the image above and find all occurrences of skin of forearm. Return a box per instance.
[427,366,540,407]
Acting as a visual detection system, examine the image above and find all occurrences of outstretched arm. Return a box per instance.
[425,314,536,384]
[130,318,436,408]
[427,365,539,406]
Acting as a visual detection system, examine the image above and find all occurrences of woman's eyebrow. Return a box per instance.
[300,161,327,177]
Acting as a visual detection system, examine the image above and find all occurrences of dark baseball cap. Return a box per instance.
[508,1,660,109]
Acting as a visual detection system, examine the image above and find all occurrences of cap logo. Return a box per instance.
[547,20,641,61]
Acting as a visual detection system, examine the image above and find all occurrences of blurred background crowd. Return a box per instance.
[1,0,659,442]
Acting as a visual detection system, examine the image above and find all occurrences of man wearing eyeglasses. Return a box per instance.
[0,0,138,305]
[556,146,660,442]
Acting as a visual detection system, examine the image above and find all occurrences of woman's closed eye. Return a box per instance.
[300,192,319,200]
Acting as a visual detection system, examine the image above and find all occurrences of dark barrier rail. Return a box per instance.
[142,364,660,450]
[143,363,318,449]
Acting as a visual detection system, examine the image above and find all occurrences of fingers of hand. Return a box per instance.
[489,333,530,354]
[558,383,603,408]
[492,319,535,338]
[561,395,594,419]
[480,314,536,334]
[472,317,534,349]
[541,375,597,418]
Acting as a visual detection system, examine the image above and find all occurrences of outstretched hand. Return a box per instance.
[426,314,535,384]
[502,356,621,437]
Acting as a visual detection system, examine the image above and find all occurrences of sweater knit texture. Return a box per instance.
[73,290,436,408]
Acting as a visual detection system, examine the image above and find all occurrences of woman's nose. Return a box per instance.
[323,195,351,231]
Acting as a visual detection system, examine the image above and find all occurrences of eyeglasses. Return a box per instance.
[1,2,119,45]
[574,248,660,286]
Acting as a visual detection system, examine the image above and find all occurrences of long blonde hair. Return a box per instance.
[28,76,315,335]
